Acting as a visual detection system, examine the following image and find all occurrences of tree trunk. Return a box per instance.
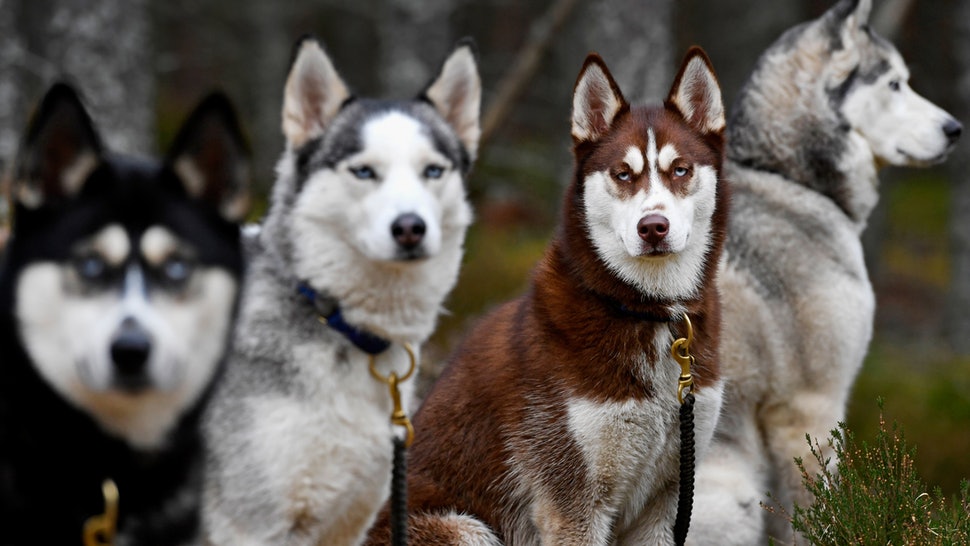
[576,0,674,104]
[34,0,154,154]
[376,0,458,95]
[0,0,26,167]
[947,0,970,353]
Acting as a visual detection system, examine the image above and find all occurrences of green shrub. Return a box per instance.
[785,403,970,545]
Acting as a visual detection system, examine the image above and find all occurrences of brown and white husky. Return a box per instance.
[366,46,729,546]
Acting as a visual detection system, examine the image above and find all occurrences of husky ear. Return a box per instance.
[665,47,725,136]
[826,0,872,49]
[571,54,627,144]
[167,92,251,223]
[282,36,351,149]
[828,0,872,28]
[13,83,102,208]
[422,38,482,160]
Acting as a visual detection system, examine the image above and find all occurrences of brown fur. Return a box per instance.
[367,48,728,545]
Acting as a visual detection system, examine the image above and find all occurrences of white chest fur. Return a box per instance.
[242,340,414,542]
[564,351,723,541]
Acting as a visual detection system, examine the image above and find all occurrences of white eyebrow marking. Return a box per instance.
[140,226,178,266]
[93,224,130,267]
[647,129,660,187]
[658,143,679,172]
[623,145,644,175]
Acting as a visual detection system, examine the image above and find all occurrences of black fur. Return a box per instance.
[0,84,247,545]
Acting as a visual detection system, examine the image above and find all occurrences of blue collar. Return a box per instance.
[296,282,392,355]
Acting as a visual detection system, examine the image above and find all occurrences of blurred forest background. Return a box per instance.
[1,0,969,495]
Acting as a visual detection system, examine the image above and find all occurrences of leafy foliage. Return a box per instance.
[785,402,970,545]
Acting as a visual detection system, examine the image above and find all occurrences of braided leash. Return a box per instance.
[390,437,409,546]
[673,392,696,546]
[671,314,697,546]
[369,345,417,546]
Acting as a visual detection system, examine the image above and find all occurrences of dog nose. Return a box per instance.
[391,213,426,250]
[110,318,152,378]
[638,214,669,245]
[943,119,963,144]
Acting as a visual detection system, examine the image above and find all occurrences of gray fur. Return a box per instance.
[689,1,961,544]
[201,38,479,545]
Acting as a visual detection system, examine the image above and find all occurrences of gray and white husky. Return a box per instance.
[689,1,962,544]
[201,36,481,545]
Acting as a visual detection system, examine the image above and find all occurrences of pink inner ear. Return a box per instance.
[575,63,624,141]
[587,95,612,136]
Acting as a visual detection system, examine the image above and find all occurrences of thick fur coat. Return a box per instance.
[689,1,962,544]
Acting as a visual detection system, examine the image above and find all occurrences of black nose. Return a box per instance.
[110,318,152,378]
[391,213,426,250]
[638,214,670,245]
[943,119,963,144]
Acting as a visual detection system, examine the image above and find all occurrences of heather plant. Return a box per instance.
[773,401,970,545]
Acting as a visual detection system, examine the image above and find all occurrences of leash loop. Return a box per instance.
[670,313,695,404]
[83,479,119,546]
[369,342,417,447]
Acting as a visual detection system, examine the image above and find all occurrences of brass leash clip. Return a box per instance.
[670,313,695,404]
[83,479,119,546]
[369,342,417,447]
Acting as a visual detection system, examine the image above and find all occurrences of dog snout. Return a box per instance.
[391,213,427,250]
[110,317,152,385]
[638,214,670,246]
[943,118,963,145]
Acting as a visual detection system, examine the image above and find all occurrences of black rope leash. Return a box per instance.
[673,392,696,546]
[390,436,409,546]
[368,345,417,546]
[670,314,697,546]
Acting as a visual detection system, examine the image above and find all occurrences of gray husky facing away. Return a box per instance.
[689,0,962,544]
[201,36,481,545]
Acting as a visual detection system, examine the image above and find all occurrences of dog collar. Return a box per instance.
[296,282,392,355]
[617,303,676,323]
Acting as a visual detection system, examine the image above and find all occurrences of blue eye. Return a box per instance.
[424,165,445,179]
[161,256,193,284]
[673,166,690,177]
[350,166,376,180]
[76,255,107,280]
[615,171,632,182]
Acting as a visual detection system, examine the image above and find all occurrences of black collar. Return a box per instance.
[616,304,677,323]
[296,282,391,355]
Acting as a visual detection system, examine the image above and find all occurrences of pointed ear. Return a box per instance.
[422,38,482,160]
[571,54,627,144]
[827,0,872,28]
[13,83,102,208]
[825,0,872,49]
[282,36,351,149]
[167,92,251,223]
[665,47,725,136]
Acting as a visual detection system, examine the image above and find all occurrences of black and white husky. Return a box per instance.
[201,37,481,545]
[0,84,250,544]
[689,0,962,544]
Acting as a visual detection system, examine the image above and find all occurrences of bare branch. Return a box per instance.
[479,0,581,148]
